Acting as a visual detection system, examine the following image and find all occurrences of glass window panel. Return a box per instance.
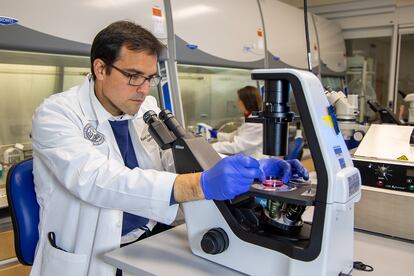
[0,63,59,146]
[63,67,90,90]
[321,76,345,91]
[177,64,257,131]
[345,37,391,123]
[396,33,414,123]
[0,51,93,180]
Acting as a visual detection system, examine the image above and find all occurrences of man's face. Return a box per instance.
[94,46,158,116]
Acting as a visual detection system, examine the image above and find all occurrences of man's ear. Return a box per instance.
[93,59,107,80]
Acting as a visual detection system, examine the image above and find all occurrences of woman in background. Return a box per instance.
[212,85,265,159]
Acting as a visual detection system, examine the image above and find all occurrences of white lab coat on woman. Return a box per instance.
[30,75,179,276]
[212,116,265,159]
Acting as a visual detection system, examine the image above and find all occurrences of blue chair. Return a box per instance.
[6,158,39,265]
[285,137,304,160]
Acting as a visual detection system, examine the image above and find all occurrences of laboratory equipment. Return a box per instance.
[399,90,414,124]
[325,89,369,149]
[196,123,215,140]
[346,55,377,122]
[145,68,361,276]
[353,124,414,193]
[3,143,25,165]
[367,100,404,125]
[352,124,414,241]
[353,158,414,193]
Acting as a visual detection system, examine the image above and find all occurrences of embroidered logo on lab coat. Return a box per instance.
[83,123,105,145]
[140,126,154,143]
[140,133,153,143]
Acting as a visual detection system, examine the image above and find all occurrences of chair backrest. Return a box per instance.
[6,158,39,265]
[285,137,304,160]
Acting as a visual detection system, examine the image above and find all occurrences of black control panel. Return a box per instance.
[353,159,414,193]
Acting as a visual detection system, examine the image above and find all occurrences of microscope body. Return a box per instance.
[144,69,361,276]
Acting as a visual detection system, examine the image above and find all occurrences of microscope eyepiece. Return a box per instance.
[159,109,189,138]
[143,110,158,124]
[158,109,173,121]
[143,110,176,150]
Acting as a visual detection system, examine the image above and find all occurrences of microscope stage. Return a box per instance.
[248,182,316,206]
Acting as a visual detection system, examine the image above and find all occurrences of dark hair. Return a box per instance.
[237,86,262,112]
[90,20,164,79]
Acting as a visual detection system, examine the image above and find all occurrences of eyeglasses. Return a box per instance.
[108,63,162,87]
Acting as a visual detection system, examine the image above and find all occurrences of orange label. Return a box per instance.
[257,29,263,37]
[152,7,162,17]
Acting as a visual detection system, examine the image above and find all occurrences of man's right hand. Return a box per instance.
[201,154,262,200]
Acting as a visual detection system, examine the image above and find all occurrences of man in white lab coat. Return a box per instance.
[30,21,306,276]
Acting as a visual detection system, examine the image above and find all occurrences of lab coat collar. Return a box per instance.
[78,75,125,163]
[78,74,140,124]
[78,75,96,121]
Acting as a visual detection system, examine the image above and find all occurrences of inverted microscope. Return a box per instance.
[144,69,361,276]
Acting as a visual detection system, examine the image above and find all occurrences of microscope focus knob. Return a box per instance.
[200,228,229,255]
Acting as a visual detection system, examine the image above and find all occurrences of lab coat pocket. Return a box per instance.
[41,240,88,276]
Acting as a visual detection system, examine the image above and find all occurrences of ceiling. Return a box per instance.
[278,0,361,8]
[279,0,414,8]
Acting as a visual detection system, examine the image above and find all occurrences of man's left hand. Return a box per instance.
[259,158,309,183]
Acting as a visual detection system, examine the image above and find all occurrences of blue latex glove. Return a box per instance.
[259,158,309,183]
[201,154,262,200]
[209,129,218,139]
[287,159,309,181]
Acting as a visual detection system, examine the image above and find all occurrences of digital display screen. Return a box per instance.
[406,168,414,177]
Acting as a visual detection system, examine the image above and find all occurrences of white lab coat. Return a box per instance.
[30,75,179,276]
[212,116,266,159]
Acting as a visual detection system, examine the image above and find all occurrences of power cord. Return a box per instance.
[353,261,374,272]
[338,261,374,276]
[303,0,312,72]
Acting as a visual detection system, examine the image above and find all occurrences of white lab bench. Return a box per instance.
[104,224,414,276]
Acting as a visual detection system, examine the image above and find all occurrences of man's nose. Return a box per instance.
[136,81,151,94]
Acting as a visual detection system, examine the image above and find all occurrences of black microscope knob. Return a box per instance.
[200,228,229,255]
